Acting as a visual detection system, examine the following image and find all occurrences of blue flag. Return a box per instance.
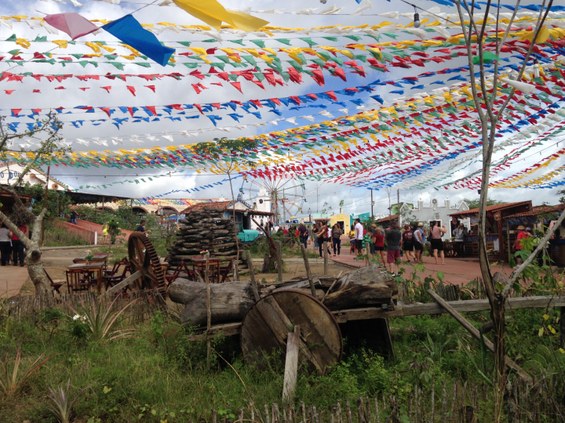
[103,15,175,66]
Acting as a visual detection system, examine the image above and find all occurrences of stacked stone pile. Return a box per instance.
[167,208,239,266]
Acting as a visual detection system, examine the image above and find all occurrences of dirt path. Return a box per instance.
[2,244,519,299]
[2,246,353,297]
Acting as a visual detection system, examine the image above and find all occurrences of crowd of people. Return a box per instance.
[273,219,456,275]
[285,219,467,276]
[0,222,28,267]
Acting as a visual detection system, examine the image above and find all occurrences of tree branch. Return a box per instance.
[503,208,565,298]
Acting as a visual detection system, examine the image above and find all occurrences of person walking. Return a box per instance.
[372,226,386,265]
[135,219,146,232]
[11,223,27,266]
[0,223,11,266]
[316,221,330,258]
[413,222,425,263]
[353,218,364,256]
[401,224,414,262]
[297,223,309,249]
[69,210,78,224]
[430,221,446,264]
[385,222,402,274]
[331,223,343,256]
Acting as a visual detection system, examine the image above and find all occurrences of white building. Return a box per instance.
[407,198,470,235]
[0,163,68,191]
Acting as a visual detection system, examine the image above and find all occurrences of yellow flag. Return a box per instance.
[15,38,31,49]
[173,0,268,31]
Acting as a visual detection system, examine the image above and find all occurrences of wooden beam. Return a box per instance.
[300,244,317,297]
[332,295,565,323]
[428,289,532,384]
[104,270,142,296]
[192,295,565,339]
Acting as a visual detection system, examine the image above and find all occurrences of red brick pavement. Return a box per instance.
[329,248,513,286]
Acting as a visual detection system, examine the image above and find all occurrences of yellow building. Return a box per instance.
[329,213,351,234]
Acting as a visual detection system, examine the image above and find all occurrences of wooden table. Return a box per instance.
[67,262,106,293]
[187,256,222,283]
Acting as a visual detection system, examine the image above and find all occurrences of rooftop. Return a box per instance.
[449,201,532,217]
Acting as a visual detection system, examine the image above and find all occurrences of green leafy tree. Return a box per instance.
[107,219,120,245]
[464,197,501,209]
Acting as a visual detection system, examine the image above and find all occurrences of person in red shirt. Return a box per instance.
[401,224,414,262]
[514,225,531,251]
[372,226,386,265]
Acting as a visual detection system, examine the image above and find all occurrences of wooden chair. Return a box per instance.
[90,255,108,269]
[43,269,64,294]
[66,269,92,293]
[218,259,234,283]
[164,264,182,286]
[192,259,221,283]
[104,258,130,289]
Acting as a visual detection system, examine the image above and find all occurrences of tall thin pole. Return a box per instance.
[370,189,374,220]
[316,185,319,213]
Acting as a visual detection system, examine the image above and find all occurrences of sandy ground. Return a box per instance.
[1,246,354,298]
[2,243,531,299]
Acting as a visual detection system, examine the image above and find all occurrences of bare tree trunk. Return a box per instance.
[454,1,553,420]
[0,208,50,295]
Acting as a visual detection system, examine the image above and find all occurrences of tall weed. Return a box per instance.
[0,349,49,398]
[47,379,76,423]
[69,297,136,343]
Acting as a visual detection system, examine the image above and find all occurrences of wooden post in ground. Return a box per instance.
[277,241,283,284]
[300,244,316,297]
[245,250,260,302]
[559,307,565,348]
[428,289,532,384]
[282,325,301,404]
[323,239,328,275]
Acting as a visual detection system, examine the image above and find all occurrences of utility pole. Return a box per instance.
[316,184,319,213]
[370,189,374,220]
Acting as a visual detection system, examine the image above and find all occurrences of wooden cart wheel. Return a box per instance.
[127,232,167,298]
[240,289,342,374]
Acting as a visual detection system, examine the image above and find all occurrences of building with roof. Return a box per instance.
[0,163,68,192]
[373,199,470,232]
[449,201,533,261]
[504,203,565,265]
[1,163,69,216]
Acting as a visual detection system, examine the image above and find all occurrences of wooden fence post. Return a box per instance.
[282,325,301,404]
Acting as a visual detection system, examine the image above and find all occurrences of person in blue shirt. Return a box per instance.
[135,219,146,232]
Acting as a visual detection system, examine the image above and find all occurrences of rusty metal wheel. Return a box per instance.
[128,232,167,298]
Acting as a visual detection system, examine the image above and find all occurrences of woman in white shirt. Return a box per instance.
[0,223,12,266]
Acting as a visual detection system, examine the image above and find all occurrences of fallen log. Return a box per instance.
[169,264,395,327]
[323,265,397,309]
[169,279,275,326]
